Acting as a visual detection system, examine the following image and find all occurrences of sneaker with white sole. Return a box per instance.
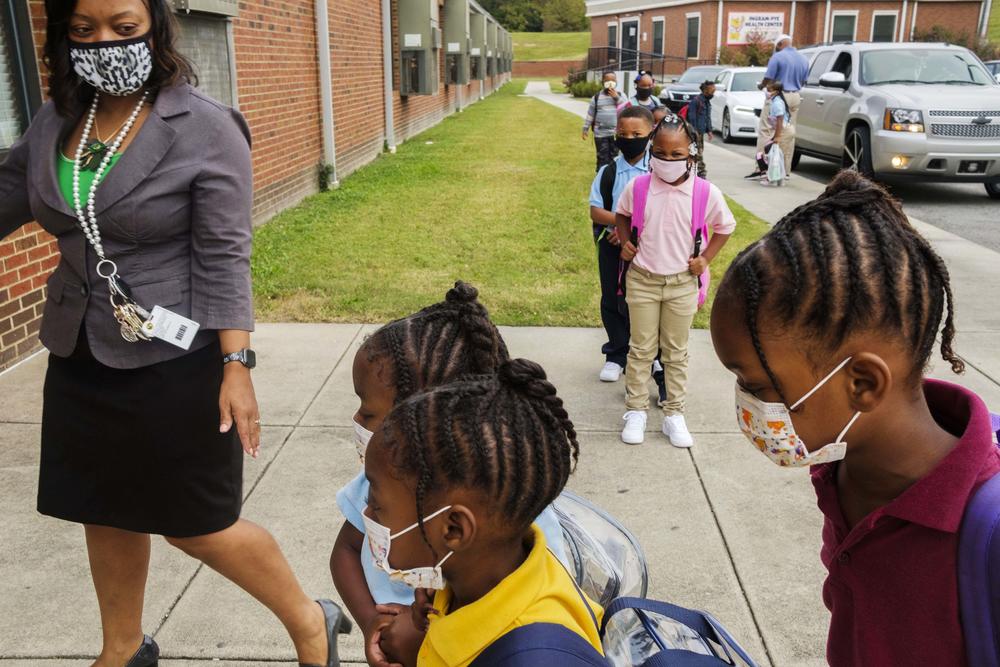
[599,361,623,382]
[621,411,647,445]
[663,414,694,448]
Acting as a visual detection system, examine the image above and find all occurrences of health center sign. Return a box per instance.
[727,13,785,45]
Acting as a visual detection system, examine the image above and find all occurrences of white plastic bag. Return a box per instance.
[767,143,786,185]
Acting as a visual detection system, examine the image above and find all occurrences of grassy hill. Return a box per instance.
[513,31,589,61]
[991,1,1000,42]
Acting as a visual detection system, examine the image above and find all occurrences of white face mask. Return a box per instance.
[650,155,690,183]
[353,420,373,461]
[735,357,861,468]
[362,505,454,590]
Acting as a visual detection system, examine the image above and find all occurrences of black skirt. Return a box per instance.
[38,331,243,537]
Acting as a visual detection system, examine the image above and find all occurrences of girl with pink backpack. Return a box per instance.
[615,114,736,447]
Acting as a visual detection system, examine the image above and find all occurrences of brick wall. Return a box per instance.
[513,59,585,77]
[0,0,508,370]
[914,0,983,35]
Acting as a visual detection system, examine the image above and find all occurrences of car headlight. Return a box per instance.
[734,106,754,114]
[884,108,925,133]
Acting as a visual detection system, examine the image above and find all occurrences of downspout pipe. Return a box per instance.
[789,0,797,39]
[823,0,832,41]
[315,0,338,187]
[715,0,723,63]
[381,0,397,153]
[899,0,908,41]
[980,0,993,38]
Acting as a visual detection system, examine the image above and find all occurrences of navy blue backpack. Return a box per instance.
[957,413,1000,666]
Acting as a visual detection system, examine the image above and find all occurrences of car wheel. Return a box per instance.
[722,109,734,143]
[842,126,874,178]
[986,182,1000,200]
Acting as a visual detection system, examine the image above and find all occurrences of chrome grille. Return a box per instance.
[928,109,1000,117]
[930,123,1000,138]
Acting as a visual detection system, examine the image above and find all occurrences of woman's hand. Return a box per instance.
[688,255,708,276]
[620,240,637,262]
[219,364,260,458]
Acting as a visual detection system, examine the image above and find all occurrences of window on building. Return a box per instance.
[174,12,237,107]
[831,13,857,42]
[0,1,40,156]
[806,51,835,85]
[872,13,897,42]
[652,19,664,56]
[686,16,700,59]
[608,24,618,48]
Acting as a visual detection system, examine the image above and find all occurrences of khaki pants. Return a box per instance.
[757,92,800,174]
[624,266,699,415]
[756,98,774,153]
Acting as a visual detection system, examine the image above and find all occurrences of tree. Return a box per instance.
[541,0,588,31]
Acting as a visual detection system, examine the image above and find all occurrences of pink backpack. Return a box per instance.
[621,173,712,309]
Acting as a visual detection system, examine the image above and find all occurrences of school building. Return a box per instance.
[585,0,992,65]
[0,0,512,370]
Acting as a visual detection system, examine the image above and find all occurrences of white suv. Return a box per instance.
[795,42,1000,199]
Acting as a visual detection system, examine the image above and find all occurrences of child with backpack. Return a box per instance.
[710,171,1000,666]
[683,81,715,179]
[363,360,606,666]
[328,283,568,667]
[582,72,630,172]
[616,114,736,447]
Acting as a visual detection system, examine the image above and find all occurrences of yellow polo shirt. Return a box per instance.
[417,524,604,667]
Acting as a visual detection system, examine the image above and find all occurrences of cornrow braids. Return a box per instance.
[381,359,580,550]
[365,281,510,404]
[717,170,964,396]
[650,112,699,148]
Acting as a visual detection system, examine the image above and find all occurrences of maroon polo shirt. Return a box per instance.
[811,379,1000,666]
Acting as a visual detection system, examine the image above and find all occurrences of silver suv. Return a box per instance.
[795,42,1000,199]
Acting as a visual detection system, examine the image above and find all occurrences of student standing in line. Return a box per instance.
[684,81,715,179]
[711,171,995,666]
[582,72,629,172]
[628,72,663,113]
[616,115,736,447]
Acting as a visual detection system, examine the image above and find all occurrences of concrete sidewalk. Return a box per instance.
[1,83,998,667]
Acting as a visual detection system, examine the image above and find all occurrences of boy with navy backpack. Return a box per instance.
[588,106,666,400]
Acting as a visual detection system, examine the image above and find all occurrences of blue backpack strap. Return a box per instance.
[601,597,758,667]
[959,467,1000,667]
[469,623,610,667]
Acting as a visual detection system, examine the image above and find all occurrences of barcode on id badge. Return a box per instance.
[175,325,188,342]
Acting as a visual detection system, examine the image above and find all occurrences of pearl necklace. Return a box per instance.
[73,90,153,343]
[72,90,148,262]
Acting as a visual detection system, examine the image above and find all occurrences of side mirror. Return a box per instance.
[995,73,1000,84]
[819,71,850,90]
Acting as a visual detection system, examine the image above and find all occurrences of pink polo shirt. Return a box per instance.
[811,379,1000,666]
[616,174,736,276]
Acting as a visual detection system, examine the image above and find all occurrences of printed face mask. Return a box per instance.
[650,155,690,183]
[353,420,374,461]
[362,505,454,590]
[615,135,648,161]
[735,357,861,468]
[69,33,153,96]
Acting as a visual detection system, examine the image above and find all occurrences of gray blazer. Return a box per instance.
[0,83,254,369]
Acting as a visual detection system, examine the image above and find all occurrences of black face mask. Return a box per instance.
[615,135,648,161]
[705,94,714,100]
[635,87,653,100]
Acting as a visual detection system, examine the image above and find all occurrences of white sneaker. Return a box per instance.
[652,359,663,373]
[663,414,694,448]
[600,361,623,382]
[621,411,647,445]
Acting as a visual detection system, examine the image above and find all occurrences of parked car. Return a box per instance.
[795,42,1000,199]
[985,60,1000,83]
[658,65,725,113]
[710,67,766,142]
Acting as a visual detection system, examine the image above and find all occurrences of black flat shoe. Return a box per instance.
[124,635,159,667]
[299,599,352,667]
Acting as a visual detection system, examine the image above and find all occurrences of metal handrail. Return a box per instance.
[585,46,716,80]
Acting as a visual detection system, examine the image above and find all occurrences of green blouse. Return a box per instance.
[57,151,123,208]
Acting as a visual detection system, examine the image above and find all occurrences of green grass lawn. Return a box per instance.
[990,1,1000,42]
[513,31,590,61]
[252,80,768,328]
[547,77,568,93]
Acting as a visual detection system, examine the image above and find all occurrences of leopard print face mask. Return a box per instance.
[69,33,153,96]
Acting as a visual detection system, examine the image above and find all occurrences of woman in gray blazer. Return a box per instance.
[0,1,348,665]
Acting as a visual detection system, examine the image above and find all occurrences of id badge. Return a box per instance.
[142,306,201,350]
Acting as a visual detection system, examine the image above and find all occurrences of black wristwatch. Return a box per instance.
[222,349,257,370]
